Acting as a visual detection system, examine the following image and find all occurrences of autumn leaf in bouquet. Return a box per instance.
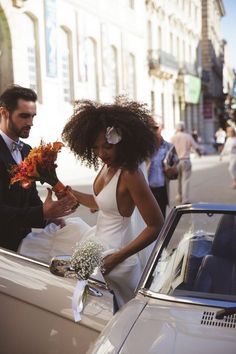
[10,141,63,188]
[10,141,78,206]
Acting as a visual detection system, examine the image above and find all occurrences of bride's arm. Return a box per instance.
[70,189,98,209]
[103,169,164,273]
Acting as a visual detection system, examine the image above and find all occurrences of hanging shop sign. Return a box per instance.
[203,100,213,119]
[184,75,201,104]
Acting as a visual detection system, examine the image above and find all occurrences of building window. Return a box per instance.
[158,27,162,50]
[86,37,99,100]
[161,93,165,123]
[23,13,41,99]
[127,53,136,99]
[110,45,119,97]
[59,27,73,102]
[194,5,198,25]
[173,94,176,126]
[147,20,152,50]
[188,44,192,63]
[151,91,155,114]
[176,36,180,60]
[129,0,134,9]
[170,33,173,54]
[182,39,185,62]
[188,0,192,17]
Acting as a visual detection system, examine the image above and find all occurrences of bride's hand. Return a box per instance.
[101,253,124,275]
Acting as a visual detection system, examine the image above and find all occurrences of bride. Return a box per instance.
[20,97,164,309]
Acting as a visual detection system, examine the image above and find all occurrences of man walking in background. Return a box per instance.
[171,122,201,204]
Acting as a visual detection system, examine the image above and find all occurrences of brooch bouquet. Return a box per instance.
[10,141,77,203]
[67,240,104,322]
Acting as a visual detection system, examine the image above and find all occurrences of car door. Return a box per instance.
[0,248,113,354]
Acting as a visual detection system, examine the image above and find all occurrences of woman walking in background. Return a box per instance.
[220,126,236,189]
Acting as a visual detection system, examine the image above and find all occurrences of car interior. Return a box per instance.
[150,213,236,299]
[193,214,236,295]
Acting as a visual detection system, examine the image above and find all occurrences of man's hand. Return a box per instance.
[53,185,79,210]
[90,208,98,213]
[47,218,66,228]
[43,189,76,219]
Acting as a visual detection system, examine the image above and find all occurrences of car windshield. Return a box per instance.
[148,211,236,302]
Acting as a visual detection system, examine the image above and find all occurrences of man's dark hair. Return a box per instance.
[62,96,157,170]
[0,85,37,112]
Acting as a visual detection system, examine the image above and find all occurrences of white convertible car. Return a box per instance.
[0,248,113,353]
[1,204,236,354]
[91,204,236,354]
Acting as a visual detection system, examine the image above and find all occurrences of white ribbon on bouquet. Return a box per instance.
[72,279,88,322]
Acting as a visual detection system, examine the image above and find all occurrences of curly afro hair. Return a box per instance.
[62,96,157,170]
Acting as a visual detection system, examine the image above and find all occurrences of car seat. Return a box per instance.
[193,214,236,295]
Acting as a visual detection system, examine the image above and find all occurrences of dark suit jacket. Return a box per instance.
[0,136,45,251]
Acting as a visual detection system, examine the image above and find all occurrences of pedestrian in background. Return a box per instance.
[148,121,178,218]
[171,122,201,204]
[214,127,226,153]
[192,128,199,143]
[220,126,236,189]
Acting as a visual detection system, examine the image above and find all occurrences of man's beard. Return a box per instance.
[9,115,30,138]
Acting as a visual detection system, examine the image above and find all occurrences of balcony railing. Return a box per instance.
[179,61,198,76]
[148,49,178,76]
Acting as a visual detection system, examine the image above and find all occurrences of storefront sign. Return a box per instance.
[203,101,212,119]
[184,75,201,104]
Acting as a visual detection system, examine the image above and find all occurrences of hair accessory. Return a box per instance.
[105,126,122,144]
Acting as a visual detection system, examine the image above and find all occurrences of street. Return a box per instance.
[37,153,236,226]
[170,154,236,206]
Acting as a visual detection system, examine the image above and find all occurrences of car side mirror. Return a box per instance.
[49,255,103,297]
[49,255,79,278]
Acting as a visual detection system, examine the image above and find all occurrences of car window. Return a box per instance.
[149,212,236,302]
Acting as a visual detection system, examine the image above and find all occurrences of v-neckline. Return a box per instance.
[93,166,120,197]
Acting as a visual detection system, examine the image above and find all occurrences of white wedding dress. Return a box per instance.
[19,166,154,308]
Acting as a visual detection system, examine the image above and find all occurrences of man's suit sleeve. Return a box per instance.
[0,163,45,229]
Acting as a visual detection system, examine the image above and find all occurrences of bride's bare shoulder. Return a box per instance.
[121,168,145,183]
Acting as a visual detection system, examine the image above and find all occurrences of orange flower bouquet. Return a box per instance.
[10,141,78,205]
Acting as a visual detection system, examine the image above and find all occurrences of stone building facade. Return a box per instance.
[201,0,225,144]
[0,0,230,147]
[0,0,149,145]
[145,0,202,140]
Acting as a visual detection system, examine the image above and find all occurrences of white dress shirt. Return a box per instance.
[0,130,22,164]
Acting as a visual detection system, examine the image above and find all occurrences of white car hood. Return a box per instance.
[121,297,236,354]
[91,295,236,354]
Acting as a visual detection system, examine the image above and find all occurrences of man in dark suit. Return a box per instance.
[0,85,76,251]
